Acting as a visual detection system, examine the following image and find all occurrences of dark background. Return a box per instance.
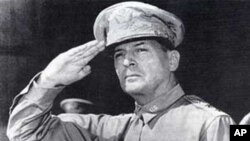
[1,0,250,140]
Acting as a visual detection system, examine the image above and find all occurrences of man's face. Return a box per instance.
[114,39,178,101]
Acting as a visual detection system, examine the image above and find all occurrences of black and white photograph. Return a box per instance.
[1,0,250,140]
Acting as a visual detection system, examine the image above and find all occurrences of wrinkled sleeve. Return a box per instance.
[7,74,132,141]
[7,74,92,141]
[200,115,235,141]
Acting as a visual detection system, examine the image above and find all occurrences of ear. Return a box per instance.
[168,50,180,71]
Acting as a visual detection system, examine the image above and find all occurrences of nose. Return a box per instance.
[123,54,136,67]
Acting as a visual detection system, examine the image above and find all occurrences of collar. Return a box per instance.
[133,84,185,123]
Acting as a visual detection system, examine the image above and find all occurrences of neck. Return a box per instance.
[133,74,178,106]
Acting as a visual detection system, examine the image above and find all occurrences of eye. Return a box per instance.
[136,48,148,53]
[114,51,124,59]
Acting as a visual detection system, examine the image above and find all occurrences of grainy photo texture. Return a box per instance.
[1,0,250,141]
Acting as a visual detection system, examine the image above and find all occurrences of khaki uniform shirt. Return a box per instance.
[7,76,235,141]
[239,112,250,125]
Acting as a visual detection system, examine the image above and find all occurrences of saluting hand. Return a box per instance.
[38,40,105,87]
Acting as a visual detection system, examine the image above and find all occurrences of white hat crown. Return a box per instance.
[94,1,185,47]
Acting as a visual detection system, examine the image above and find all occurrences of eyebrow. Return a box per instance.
[114,48,123,52]
[114,41,145,52]
[134,41,145,47]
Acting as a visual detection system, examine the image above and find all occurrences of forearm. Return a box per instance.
[6,40,105,140]
[7,76,64,140]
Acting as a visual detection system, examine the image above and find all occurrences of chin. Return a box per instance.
[123,82,145,94]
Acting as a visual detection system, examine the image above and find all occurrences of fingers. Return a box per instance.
[78,65,91,79]
[78,41,105,58]
[72,41,105,65]
[68,40,98,55]
[69,40,104,57]
[77,47,102,65]
[59,40,105,69]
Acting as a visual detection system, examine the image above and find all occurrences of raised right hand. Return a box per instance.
[38,40,105,87]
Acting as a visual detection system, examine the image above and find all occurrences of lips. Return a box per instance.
[124,74,141,80]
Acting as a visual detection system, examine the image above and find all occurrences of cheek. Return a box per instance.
[143,59,169,80]
[143,58,159,71]
[114,62,124,81]
[144,65,159,81]
[115,69,122,81]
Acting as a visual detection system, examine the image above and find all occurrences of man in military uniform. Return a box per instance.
[7,1,235,141]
